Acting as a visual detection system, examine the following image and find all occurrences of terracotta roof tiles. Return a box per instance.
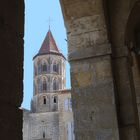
[39,29,60,54]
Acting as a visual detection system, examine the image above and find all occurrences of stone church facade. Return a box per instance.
[23,30,74,140]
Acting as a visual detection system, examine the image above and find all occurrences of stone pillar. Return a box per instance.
[107,0,140,138]
[60,0,119,139]
[112,47,140,140]
[0,1,24,140]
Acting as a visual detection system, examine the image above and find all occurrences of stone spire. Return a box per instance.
[38,29,60,54]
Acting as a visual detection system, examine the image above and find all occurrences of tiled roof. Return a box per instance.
[38,29,60,54]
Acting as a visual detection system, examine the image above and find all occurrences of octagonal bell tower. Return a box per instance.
[31,29,66,113]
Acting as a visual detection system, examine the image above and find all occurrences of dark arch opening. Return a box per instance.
[43,97,46,105]
[54,96,57,103]
[43,79,47,92]
[43,131,45,138]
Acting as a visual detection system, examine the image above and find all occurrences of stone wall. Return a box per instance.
[60,0,140,140]
[58,90,74,140]
[0,1,24,140]
[23,90,73,140]
[60,0,119,139]
[23,111,59,140]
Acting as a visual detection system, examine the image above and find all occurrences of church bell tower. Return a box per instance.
[31,29,66,113]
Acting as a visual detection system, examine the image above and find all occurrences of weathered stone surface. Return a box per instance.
[61,0,140,140]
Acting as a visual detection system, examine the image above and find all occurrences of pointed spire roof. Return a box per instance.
[39,29,60,54]
[33,29,66,60]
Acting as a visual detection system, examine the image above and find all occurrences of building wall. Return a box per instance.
[23,90,74,140]
[60,0,119,139]
[58,90,74,140]
[23,111,59,140]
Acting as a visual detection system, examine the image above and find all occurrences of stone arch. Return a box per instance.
[124,1,140,128]
[107,0,139,49]
[60,0,140,139]
[107,0,140,139]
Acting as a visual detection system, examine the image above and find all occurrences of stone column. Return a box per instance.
[0,1,24,140]
[60,0,119,139]
[112,47,140,140]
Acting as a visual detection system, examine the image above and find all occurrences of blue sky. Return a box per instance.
[22,0,70,109]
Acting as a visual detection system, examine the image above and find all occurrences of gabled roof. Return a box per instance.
[39,29,60,54]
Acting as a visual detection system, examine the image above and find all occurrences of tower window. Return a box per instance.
[43,131,45,138]
[38,63,42,74]
[42,62,47,73]
[53,79,59,91]
[53,62,59,73]
[43,97,46,105]
[53,96,57,103]
[53,63,57,72]
[43,79,47,92]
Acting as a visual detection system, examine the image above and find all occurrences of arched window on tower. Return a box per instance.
[38,78,42,93]
[53,95,58,111]
[38,61,42,74]
[53,96,57,103]
[43,131,45,138]
[42,61,47,73]
[53,79,59,91]
[53,62,57,72]
[53,61,59,73]
[42,79,47,92]
[43,97,46,105]
[34,65,37,76]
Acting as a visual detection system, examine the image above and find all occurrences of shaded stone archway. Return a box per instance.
[60,0,140,140]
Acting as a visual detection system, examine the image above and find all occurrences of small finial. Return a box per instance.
[47,17,53,30]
